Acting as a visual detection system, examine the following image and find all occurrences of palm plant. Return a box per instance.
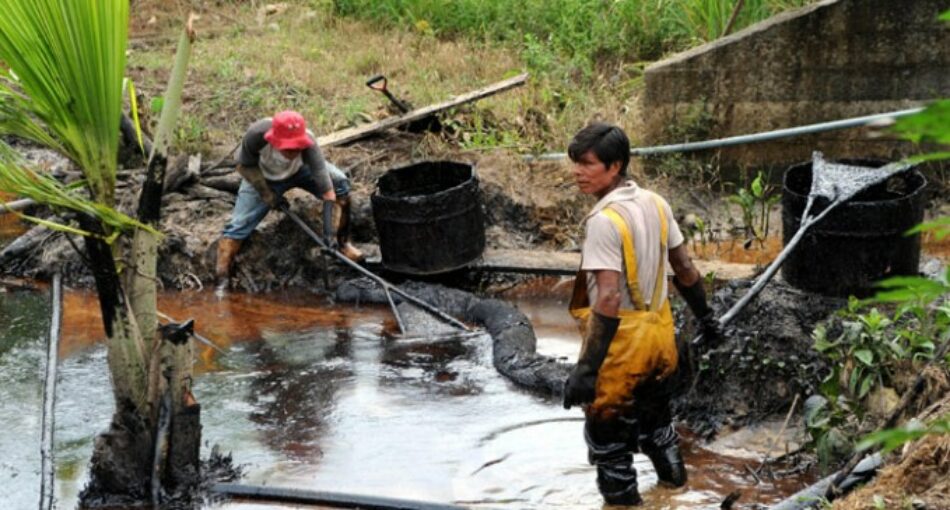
[0,0,197,502]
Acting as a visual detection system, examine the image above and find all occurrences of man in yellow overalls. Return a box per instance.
[562,123,720,506]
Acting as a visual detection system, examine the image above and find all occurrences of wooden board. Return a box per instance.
[317,73,529,148]
[359,244,756,280]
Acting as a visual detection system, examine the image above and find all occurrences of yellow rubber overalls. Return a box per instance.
[569,195,678,420]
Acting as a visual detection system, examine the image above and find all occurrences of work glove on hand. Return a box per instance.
[322,200,338,250]
[696,312,722,347]
[263,192,289,210]
[673,276,721,348]
[563,311,620,410]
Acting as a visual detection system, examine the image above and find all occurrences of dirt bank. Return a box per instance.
[0,134,594,292]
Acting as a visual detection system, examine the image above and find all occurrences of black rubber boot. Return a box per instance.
[585,417,642,506]
[640,424,687,487]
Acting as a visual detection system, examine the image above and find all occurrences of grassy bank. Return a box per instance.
[126,0,812,158]
[332,0,811,74]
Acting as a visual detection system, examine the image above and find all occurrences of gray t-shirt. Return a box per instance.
[581,182,684,310]
[236,118,332,194]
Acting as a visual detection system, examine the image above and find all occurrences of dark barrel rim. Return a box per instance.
[782,158,927,205]
[374,160,477,200]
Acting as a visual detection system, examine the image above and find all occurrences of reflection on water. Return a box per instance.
[1,285,810,509]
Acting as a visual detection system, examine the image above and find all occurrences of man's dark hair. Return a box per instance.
[567,123,630,176]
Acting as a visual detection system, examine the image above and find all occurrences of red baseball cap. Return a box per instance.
[264,110,315,150]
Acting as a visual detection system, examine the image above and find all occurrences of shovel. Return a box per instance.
[366,75,411,114]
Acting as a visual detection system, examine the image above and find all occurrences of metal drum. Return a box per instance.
[781,159,926,297]
[371,161,485,275]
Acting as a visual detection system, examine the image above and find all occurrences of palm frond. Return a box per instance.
[0,142,156,237]
[0,0,129,206]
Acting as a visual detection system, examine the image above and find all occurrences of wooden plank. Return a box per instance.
[317,73,529,148]
[358,244,756,280]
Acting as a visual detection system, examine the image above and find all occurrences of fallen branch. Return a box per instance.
[754,393,800,478]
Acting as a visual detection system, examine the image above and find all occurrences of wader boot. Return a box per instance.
[640,424,687,487]
[214,238,242,294]
[585,417,643,506]
[335,196,364,263]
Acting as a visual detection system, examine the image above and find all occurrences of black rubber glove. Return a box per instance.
[673,276,721,347]
[322,200,338,250]
[267,194,289,210]
[563,311,620,409]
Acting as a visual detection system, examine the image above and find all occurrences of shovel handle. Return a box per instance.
[366,74,387,91]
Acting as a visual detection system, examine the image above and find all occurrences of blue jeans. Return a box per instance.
[222,163,350,240]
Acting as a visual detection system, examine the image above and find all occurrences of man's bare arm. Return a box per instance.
[592,269,622,318]
[669,244,701,287]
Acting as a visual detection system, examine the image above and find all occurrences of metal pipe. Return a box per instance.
[212,483,470,510]
[524,107,925,162]
[279,205,471,331]
[1,197,37,214]
[384,286,407,335]
[39,273,62,510]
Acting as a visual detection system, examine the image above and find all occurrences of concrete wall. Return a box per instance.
[639,0,950,173]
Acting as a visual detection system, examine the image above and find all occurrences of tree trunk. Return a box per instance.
[81,18,198,506]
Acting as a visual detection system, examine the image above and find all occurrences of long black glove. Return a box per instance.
[563,311,620,409]
[322,200,337,250]
[673,276,721,346]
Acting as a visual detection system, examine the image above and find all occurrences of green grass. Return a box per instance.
[332,0,812,74]
[125,0,813,156]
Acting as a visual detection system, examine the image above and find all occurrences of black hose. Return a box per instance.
[279,205,470,331]
[212,483,471,510]
[769,453,882,510]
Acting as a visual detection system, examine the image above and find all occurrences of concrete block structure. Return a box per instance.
[640,0,950,173]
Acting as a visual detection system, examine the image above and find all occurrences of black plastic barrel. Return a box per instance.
[781,159,926,297]
[371,161,485,275]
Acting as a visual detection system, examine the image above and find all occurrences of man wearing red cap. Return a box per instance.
[214,110,364,292]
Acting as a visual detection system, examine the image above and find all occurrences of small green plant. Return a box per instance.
[803,393,858,471]
[857,415,950,454]
[727,171,780,243]
[807,220,950,469]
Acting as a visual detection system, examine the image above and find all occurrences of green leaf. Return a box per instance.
[857,419,930,453]
[124,78,145,155]
[854,349,874,366]
[893,100,950,146]
[151,97,165,116]
[0,0,129,207]
[751,173,764,198]
[906,217,950,241]
[858,375,874,399]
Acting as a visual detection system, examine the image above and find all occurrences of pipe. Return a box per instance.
[212,483,470,510]
[1,197,36,213]
[39,273,63,510]
[769,453,882,510]
[384,285,408,334]
[279,205,471,331]
[523,107,925,161]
